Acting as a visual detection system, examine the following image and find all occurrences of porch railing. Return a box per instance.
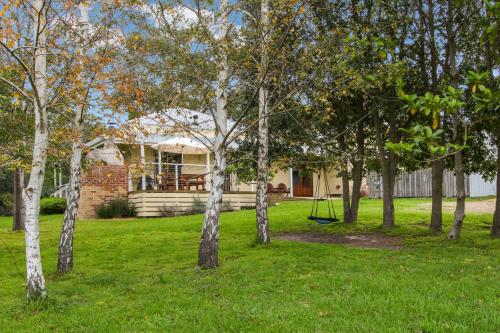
[130,162,232,192]
[50,183,70,199]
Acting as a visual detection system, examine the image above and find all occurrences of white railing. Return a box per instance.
[131,162,223,192]
[50,183,70,199]
[130,162,233,192]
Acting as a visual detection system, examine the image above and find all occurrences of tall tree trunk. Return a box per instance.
[448,114,465,239]
[491,139,500,238]
[447,0,466,240]
[24,0,48,300]
[198,0,228,268]
[373,111,395,228]
[430,159,444,233]
[426,0,444,234]
[57,1,89,274]
[341,163,351,224]
[57,141,83,273]
[255,0,270,244]
[338,134,351,223]
[198,138,226,268]
[13,168,25,231]
[349,120,365,223]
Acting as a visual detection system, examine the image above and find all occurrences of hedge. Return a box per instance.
[40,197,67,215]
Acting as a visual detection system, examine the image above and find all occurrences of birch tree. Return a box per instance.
[0,0,116,298]
[57,1,117,274]
[197,0,229,268]
[24,0,49,299]
[56,1,94,274]
[255,0,270,245]
[119,0,303,266]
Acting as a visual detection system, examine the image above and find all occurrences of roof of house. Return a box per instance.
[87,108,237,149]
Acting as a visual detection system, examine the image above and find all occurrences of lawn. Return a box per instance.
[0,198,499,332]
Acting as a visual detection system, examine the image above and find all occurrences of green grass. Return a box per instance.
[0,198,499,332]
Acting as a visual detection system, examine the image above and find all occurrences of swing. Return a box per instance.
[308,169,339,224]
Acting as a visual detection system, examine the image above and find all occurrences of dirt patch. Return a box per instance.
[275,232,403,250]
[417,199,496,214]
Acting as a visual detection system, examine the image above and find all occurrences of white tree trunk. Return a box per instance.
[198,0,229,268]
[57,1,89,274]
[256,0,270,245]
[24,0,48,300]
[57,125,83,273]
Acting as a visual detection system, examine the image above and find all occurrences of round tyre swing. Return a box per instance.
[308,168,339,224]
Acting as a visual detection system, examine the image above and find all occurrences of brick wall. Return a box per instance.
[78,165,128,219]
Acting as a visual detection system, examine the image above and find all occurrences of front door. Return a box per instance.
[293,170,313,197]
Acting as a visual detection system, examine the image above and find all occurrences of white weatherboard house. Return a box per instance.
[79,108,343,218]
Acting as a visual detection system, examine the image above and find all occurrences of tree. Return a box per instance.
[0,0,114,299]
[118,0,303,266]
[24,0,49,299]
[197,0,230,268]
[57,1,118,274]
[467,72,499,237]
[469,0,500,237]
[446,0,465,239]
[301,0,412,228]
[255,0,271,245]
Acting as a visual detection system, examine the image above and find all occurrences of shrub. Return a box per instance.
[160,197,206,217]
[0,192,13,216]
[190,196,205,214]
[96,199,135,219]
[40,197,67,215]
[159,204,180,217]
[222,200,234,212]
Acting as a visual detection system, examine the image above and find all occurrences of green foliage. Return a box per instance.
[159,197,209,217]
[467,71,499,120]
[40,197,67,215]
[0,192,13,216]
[0,199,498,331]
[96,199,136,219]
[400,87,464,130]
[392,84,469,166]
[0,68,33,169]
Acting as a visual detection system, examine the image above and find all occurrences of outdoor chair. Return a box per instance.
[267,183,282,194]
[277,183,290,195]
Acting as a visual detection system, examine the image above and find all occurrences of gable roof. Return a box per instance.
[127,108,235,131]
[87,108,237,148]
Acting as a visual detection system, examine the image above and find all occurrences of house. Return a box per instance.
[78,108,343,218]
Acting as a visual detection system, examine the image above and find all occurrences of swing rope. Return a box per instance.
[308,167,339,224]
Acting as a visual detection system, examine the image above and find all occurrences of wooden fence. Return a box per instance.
[367,169,470,198]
